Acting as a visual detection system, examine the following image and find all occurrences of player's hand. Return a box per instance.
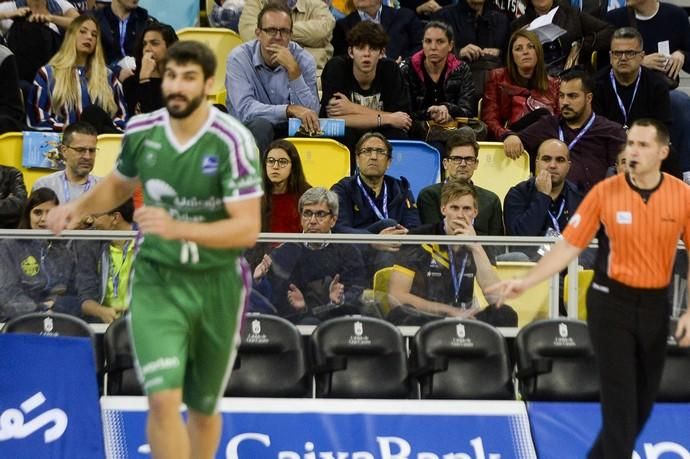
[485,279,528,307]
[459,44,483,61]
[666,50,685,80]
[372,224,408,252]
[329,274,345,305]
[503,135,525,160]
[385,111,413,131]
[326,92,357,117]
[535,169,552,195]
[46,203,82,235]
[134,206,177,239]
[253,254,272,281]
[427,105,450,124]
[676,310,690,347]
[287,284,306,310]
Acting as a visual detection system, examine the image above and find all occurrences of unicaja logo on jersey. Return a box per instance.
[145,179,177,203]
[251,320,261,335]
[559,323,568,338]
[354,321,363,336]
[201,155,219,176]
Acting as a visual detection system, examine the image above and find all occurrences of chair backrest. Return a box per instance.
[176,27,243,102]
[287,137,351,188]
[515,318,599,401]
[388,140,441,199]
[2,311,93,339]
[411,319,514,399]
[93,134,124,178]
[563,269,594,320]
[103,316,142,395]
[310,316,410,398]
[474,261,550,327]
[0,131,50,190]
[473,142,530,203]
[657,340,690,402]
[225,313,310,397]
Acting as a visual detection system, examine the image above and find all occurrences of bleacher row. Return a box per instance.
[3,311,689,401]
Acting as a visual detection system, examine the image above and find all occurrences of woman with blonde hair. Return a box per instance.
[481,29,559,141]
[27,14,127,133]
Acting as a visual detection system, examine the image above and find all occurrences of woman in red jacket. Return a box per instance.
[481,29,559,141]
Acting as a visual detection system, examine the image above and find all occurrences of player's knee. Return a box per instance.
[148,389,183,418]
[188,410,220,429]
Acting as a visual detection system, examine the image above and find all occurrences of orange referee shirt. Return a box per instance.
[563,173,690,289]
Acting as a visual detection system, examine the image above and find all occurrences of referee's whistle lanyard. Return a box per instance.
[558,112,596,151]
[62,171,92,203]
[357,174,388,220]
[110,241,131,298]
[547,198,566,234]
[610,68,641,129]
[448,248,469,307]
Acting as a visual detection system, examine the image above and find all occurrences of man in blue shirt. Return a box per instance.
[226,3,320,153]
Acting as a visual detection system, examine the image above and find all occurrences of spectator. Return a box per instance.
[209,0,244,31]
[77,198,135,323]
[0,165,27,228]
[93,0,156,83]
[399,21,476,142]
[122,21,178,115]
[260,139,312,233]
[66,0,93,13]
[417,130,504,236]
[482,29,559,141]
[226,3,319,154]
[32,121,102,203]
[0,0,78,37]
[0,187,81,320]
[320,21,412,164]
[27,14,128,133]
[511,0,613,75]
[252,187,367,324]
[432,0,510,97]
[401,0,453,20]
[388,180,518,326]
[331,0,424,62]
[503,68,625,192]
[239,0,335,79]
[0,44,25,133]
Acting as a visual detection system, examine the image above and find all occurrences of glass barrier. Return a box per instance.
[0,230,687,335]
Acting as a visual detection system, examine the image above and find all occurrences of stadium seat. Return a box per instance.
[93,134,124,178]
[657,335,690,401]
[563,269,594,319]
[388,140,441,199]
[410,319,514,399]
[287,137,351,188]
[310,316,410,398]
[176,27,243,104]
[103,316,142,395]
[225,313,311,397]
[473,142,530,203]
[515,318,599,401]
[0,131,50,190]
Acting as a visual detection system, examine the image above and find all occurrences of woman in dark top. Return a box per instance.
[123,22,178,115]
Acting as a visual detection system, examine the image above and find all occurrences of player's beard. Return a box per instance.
[165,93,205,119]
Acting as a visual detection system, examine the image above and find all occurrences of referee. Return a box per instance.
[490,118,690,458]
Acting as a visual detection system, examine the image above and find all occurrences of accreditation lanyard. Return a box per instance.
[447,248,469,307]
[558,113,596,151]
[610,68,641,129]
[110,241,131,298]
[356,175,388,220]
[62,172,92,203]
[547,197,566,233]
[118,17,129,57]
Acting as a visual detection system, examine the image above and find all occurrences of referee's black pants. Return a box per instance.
[585,278,669,459]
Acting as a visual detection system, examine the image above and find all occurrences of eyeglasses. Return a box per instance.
[357,147,389,158]
[65,145,98,156]
[266,157,291,168]
[538,155,569,164]
[446,155,477,165]
[260,27,292,37]
[301,210,331,221]
[610,50,643,59]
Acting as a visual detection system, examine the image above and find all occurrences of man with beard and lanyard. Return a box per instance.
[47,41,262,459]
[489,118,690,459]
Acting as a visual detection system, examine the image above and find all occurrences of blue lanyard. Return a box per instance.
[62,172,92,203]
[558,113,596,151]
[547,197,566,233]
[356,175,388,220]
[447,248,469,307]
[610,68,641,128]
[118,18,129,57]
[110,241,130,298]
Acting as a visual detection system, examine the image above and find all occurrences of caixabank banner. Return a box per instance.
[0,334,105,459]
[102,398,538,459]
[528,402,690,459]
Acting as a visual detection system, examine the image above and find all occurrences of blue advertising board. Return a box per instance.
[0,334,105,459]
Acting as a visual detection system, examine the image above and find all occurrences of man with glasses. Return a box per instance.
[417,129,503,237]
[32,121,102,203]
[227,3,320,153]
[252,187,367,323]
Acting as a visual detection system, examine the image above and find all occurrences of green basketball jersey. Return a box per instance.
[116,107,262,270]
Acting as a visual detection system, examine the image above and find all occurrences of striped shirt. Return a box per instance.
[563,173,690,288]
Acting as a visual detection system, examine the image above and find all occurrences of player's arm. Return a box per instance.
[135,196,261,249]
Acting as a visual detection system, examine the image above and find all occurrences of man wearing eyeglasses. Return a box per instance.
[227,3,320,153]
[32,121,102,203]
